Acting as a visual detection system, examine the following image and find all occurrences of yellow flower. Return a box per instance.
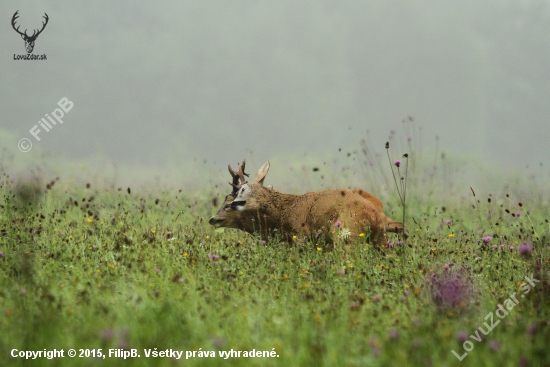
[431,247,437,252]
[415,228,420,232]
[292,236,297,240]
[151,228,156,234]
[317,247,322,252]
[283,274,289,280]
[87,218,93,223]
[448,233,455,238]
[183,252,188,257]
[205,235,210,239]
[359,233,365,237]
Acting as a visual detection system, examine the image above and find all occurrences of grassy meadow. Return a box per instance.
[0,136,549,367]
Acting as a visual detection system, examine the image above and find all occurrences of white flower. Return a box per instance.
[338,228,351,240]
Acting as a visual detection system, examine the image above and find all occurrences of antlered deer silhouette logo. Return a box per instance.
[11,10,49,54]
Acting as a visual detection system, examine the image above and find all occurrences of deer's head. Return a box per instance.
[209,160,249,228]
[230,161,270,212]
[12,11,49,54]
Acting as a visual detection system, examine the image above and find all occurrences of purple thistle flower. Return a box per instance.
[388,242,394,248]
[394,160,401,167]
[444,263,450,270]
[456,331,468,343]
[154,268,160,273]
[481,236,492,244]
[515,212,521,217]
[388,328,399,339]
[373,294,381,302]
[111,216,116,222]
[509,246,514,251]
[499,244,504,250]
[396,241,403,245]
[101,328,114,340]
[208,254,220,259]
[333,221,342,228]
[527,322,537,336]
[260,240,267,245]
[427,267,474,311]
[489,340,500,351]
[518,243,532,256]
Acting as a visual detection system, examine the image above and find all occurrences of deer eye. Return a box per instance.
[224,204,231,209]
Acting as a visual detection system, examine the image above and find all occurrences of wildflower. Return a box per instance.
[283,274,289,280]
[317,247,322,252]
[178,277,185,283]
[292,235,297,240]
[388,242,394,248]
[456,331,468,343]
[260,240,267,245]
[337,269,345,275]
[87,218,93,223]
[499,244,504,250]
[333,221,342,228]
[101,328,114,340]
[154,268,160,273]
[518,243,532,256]
[183,252,188,257]
[20,288,27,295]
[338,228,351,239]
[394,160,401,167]
[212,261,218,265]
[489,340,500,351]
[527,322,537,336]
[150,228,156,234]
[208,254,220,259]
[481,236,492,244]
[515,212,521,217]
[509,246,514,251]
[388,328,399,339]
[445,219,451,226]
[427,266,474,311]
[444,263,450,270]
[396,241,403,245]
[448,233,455,238]
[205,235,210,239]
[111,216,115,222]
[359,233,365,237]
[431,247,437,252]
[373,294,381,302]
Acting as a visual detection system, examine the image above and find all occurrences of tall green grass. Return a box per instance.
[0,125,549,366]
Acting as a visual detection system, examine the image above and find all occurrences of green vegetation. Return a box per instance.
[0,149,549,367]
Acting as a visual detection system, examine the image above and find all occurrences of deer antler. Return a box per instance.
[11,11,26,37]
[11,11,49,40]
[228,160,249,193]
[31,13,49,39]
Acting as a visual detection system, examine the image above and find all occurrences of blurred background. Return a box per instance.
[1,0,549,188]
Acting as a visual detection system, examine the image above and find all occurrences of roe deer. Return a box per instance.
[210,161,404,246]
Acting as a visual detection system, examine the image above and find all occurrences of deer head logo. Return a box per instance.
[11,11,49,54]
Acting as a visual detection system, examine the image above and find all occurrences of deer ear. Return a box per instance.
[255,161,270,185]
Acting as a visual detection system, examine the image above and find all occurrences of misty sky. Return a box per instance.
[2,0,549,175]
